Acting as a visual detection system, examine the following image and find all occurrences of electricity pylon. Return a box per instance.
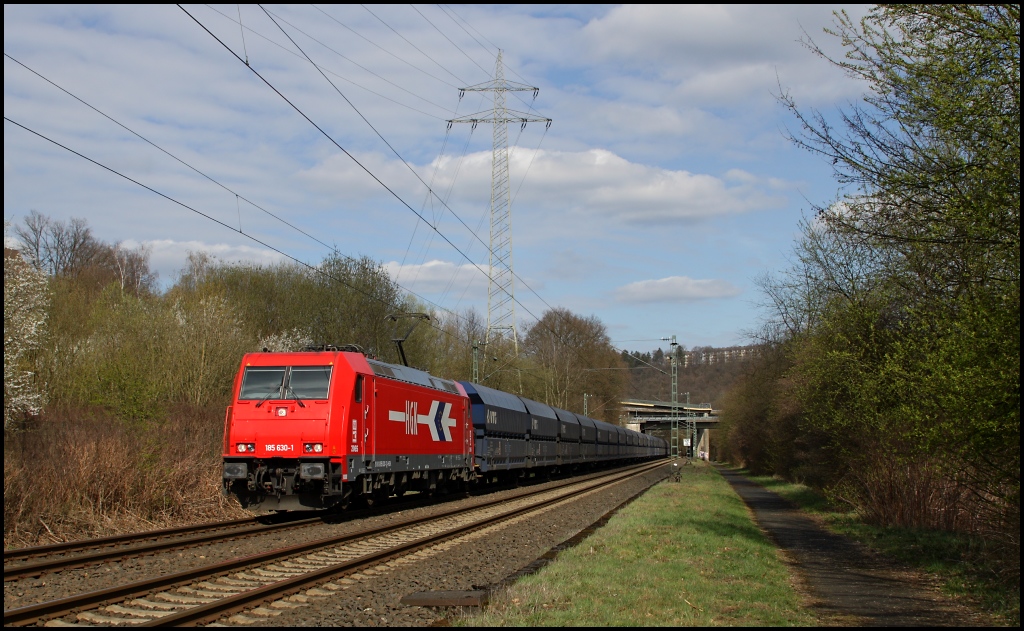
[448,51,550,352]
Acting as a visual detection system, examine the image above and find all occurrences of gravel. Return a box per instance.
[4,464,667,622]
[226,465,670,627]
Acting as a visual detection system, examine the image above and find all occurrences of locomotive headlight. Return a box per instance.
[304,442,323,453]
[313,443,323,453]
[237,443,247,453]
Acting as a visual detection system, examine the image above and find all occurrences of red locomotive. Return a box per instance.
[222,349,472,510]
[222,349,667,510]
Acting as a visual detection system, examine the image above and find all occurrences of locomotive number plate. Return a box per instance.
[265,444,293,452]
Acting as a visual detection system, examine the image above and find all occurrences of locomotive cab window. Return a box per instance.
[238,366,332,401]
[239,366,286,400]
[289,366,332,399]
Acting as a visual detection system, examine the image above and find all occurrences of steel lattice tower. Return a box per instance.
[449,51,550,351]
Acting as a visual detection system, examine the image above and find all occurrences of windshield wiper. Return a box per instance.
[286,385,306,408]
[255,390,278,408]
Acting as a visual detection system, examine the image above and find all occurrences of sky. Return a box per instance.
[4,4,870,352]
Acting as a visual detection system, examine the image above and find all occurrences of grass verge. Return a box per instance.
[460,462,817,627]
[741,471,1018,625]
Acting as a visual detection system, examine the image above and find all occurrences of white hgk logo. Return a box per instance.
[389,400,456,442]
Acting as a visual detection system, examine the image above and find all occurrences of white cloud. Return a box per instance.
[614,276,741,303]
[579,4,869,106]
[124,239,286,285]
[302,147,790,227]
[3,5,866,347]
[384,259,488,295]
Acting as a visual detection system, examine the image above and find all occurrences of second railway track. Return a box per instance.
[3,464,637,583]
[4,461,668,627]
[4,491,456,583]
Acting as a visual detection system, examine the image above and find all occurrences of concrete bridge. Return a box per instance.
[620,399,720,458]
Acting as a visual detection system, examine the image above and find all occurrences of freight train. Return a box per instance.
[222,348,668,510]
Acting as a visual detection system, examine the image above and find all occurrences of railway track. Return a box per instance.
[4,488,482,582]
[4,518,256,564]
[4,461,668,627]
[3,517,319,582]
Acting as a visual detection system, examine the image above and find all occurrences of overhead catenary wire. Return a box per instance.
[259,6,479,293]
[186,6,620,384]
[257,6,504,268]
[252,6,557,330]
[3,116,464,345]
[9,17,527,353]
[2,52,470,331]
[270,9,585,374]
[204,4,451,118]
[179,5,545,327]
[346,7,557,321]
[427,4,546,116]
[260,7,455,114]
[312,4,459,90]
[262,2,495,297]
[236,4,249,65]
[260,5,554,332]
[15,11,666,403]
[360,4,475,85]
[409,4,492,80]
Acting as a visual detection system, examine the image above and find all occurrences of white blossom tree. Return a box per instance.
[4,249,49,429]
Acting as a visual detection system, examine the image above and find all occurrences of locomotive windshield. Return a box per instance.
[288,366,332,399]
[238,366,332,401]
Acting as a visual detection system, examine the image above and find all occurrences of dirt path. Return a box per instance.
[715,466,992,627]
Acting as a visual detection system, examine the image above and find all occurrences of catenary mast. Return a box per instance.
[448,51,550,353]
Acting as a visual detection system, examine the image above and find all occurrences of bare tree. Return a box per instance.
[521,308,626,423]
[113,242,158,295]
[13,211,113,278]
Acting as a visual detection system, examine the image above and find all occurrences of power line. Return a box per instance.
[203,4,451,119]
[213,6,486,311]
[3,52,470,331]
[259,6,503,281]
[427,5,546,116]
[360,4,472,85]
[261,7,455,113]
[259,7,492,253]
[436,4,500,57]
[409,4,492,79]
[236,4,249,65]
[510,123,549,208]
[312,4,459,89]
[13,11,662,401]
[272,6,553,336]
[251,6,553,329]
[440,5,533,88]
[181,5,540,324]
[3,115,463,345]
[184,6,612,383]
